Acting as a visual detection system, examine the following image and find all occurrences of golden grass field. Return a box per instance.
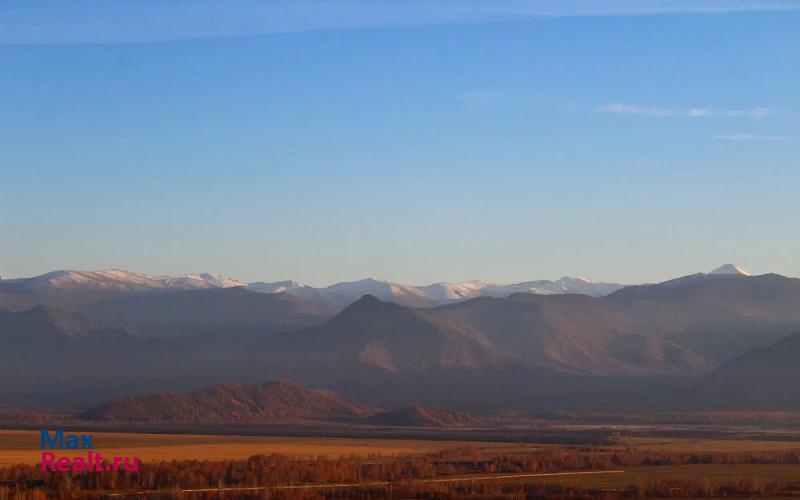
[3,429,800,497]
[0,429,499,465]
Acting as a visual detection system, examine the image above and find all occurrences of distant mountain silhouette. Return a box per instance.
[80,287,333,338]
[702,332,800,410]
[0,305,131,346]
[0,306,198,408]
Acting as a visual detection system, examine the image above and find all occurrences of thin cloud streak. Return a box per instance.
[714,133,793,141]
[599,103,776,118]
[3,0,800,45]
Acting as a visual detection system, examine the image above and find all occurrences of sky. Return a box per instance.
[1,1,799,285]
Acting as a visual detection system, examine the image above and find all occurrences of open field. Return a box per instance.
[3,428,800,498]
[0,429,506,465]
[508,464,800,488]
[616,436,800,453]
[4,426,800,466]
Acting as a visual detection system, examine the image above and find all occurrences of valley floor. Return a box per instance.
[4,418,800,466]
[2,425,800,498]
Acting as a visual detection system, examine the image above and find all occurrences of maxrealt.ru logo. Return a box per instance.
[40,430,139,472]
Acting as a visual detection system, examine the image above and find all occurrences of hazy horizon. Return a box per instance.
[0,262,789,289]
[2,2,798,285]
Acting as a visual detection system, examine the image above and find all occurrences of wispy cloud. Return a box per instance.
[721,108,775,118]
[598,103,680,117]
[599,103,776,119]
[3,0,800,45]
[714,133,793,141]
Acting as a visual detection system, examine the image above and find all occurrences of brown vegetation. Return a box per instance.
[1,443,800,498]
[81,380,376,423]
[367,405,481,427]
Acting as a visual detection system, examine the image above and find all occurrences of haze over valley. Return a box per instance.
[2,263,798,416]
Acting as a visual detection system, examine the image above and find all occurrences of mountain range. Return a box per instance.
[248,276,627,308]
[236,266,800,377]
[2,264,799,412]
[1,267,627,311]
[2,265,758,312]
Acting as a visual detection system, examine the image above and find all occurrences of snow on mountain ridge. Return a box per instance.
[24,269,245,292]
[244,275,626,306]
[420,281,487,301]
[323,278,435,307]
[13,265,759,308]
[248,280,310,294]
[709,264,751,276]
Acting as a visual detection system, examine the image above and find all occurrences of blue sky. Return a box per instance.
[1,1,799,285]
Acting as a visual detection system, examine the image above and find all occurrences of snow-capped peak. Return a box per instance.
[10,268,628,308]
[556,276,595,284]
[420,281,487,301]
[709,264,751,276]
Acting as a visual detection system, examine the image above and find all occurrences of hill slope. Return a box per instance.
[239,295,515,376]
[80,288,334,338]
[368,405,481,427]
[82,380,376,422]
[703,332,800,410]
[0,305,131,346]
[0,306,188,408]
